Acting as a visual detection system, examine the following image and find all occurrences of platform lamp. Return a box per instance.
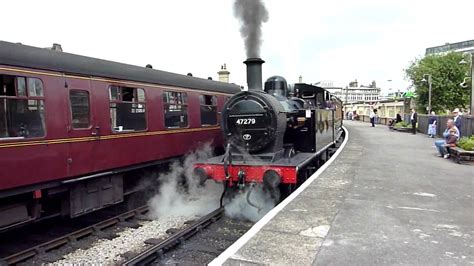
[421,74,432,114]
[459,52,473,115]
[387,79,392,99]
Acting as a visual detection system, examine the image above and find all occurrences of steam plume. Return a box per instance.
[147,143,222,219]
[234,0,269,58]
[224,184,278,222]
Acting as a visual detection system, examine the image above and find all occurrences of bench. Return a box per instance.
[392,127,412,133]
[447,146,474,164]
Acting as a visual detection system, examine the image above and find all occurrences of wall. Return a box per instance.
[408,115,474,138]
[344,101,405,119]
[351,115,474,137]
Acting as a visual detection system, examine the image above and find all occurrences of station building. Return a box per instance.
[425,39,474,55]
[316,80,381,104]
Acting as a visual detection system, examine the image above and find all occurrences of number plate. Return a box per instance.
[235,118,256,125]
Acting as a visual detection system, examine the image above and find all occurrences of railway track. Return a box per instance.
[123,207,225,265]
[0,205,149,265]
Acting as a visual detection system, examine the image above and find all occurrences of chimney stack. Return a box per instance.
[218,64,230,83]
[244,58,265,91]
[51,43,63,52]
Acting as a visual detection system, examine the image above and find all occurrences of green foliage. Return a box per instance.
[458,136,474,151]
[394,121,410,128]
[405,52,470,113]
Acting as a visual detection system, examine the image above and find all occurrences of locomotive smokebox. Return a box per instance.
[244,58,265,91]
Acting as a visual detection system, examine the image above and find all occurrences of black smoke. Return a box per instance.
[234,0,269,58]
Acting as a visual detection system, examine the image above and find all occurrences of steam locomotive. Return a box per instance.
[194,58,343,198]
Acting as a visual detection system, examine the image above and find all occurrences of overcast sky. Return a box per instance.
[2,0,473,94]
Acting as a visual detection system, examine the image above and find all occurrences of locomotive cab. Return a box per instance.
[264,76,288,99]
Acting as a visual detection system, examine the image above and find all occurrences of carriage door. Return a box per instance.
[66,78,98,177]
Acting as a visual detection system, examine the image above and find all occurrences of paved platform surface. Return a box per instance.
[217,120,473,265]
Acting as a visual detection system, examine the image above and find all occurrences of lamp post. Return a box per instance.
[421,74,432,114]
[459,52,473,115]
[387,79,392,99]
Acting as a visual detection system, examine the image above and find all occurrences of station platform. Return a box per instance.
[212,120,473,265]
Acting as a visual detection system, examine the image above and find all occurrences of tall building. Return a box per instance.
[425,40,474,55]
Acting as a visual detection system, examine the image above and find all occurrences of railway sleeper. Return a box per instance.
[189,245,221,255]
[144,238,166,245]
[166,228,181,234]
[118,221,141,229]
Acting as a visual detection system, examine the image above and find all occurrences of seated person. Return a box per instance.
[396,113,402,123]
[444,128,459,159]
[434,119,459,158]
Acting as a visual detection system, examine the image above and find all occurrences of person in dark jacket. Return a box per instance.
[410,108,417,134]
[396,113,402,123]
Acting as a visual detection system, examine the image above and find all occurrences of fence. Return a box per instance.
[352,114,474,137]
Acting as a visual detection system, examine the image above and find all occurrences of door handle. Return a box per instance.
[91,126,100,136]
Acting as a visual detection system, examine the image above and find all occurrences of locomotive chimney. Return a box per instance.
[244,58,265,91]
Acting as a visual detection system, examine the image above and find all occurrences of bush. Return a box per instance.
[394,121,410,128]
[458,136,474,151]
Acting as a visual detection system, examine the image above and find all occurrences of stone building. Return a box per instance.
[317,80,381,104]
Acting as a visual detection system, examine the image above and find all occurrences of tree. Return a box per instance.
[405,52,470,114]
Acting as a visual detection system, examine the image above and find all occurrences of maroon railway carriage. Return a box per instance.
[0,41,240,231]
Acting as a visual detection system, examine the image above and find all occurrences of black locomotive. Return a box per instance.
[194,58,343,197]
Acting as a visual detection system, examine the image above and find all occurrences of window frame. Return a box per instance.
[108,85,148,133]
[162,90,189,129]
[27,78,45,99]
[199,94,218,127]
[0,74,47,141]
[69,89,92,130]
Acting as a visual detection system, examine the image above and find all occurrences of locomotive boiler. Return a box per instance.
[194,58,343,199]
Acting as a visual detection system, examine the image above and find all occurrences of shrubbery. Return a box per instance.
[394,121,410,128]
[458,136,474,151]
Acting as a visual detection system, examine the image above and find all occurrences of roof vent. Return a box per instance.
[51,43,63,52]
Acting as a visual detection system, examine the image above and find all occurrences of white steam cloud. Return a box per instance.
[224,184,278,222]
[147,143,223,219]
[147,143,280,223]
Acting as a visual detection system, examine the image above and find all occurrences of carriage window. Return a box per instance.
[163,91,188,128]
[199,95,217,126]
[69,90,90,129]
[17,77,27,97]
[0,75,46,139]
[109,86,146,132]
[27,78,44,97]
